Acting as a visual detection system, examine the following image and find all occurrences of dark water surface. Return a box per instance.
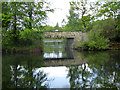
[2,39,120,89]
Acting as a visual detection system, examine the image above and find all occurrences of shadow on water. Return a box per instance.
[2,38,120,89]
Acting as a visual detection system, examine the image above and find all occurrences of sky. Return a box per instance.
[46,0,72,27]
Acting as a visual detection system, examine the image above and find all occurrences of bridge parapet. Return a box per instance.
[44,31,81,38]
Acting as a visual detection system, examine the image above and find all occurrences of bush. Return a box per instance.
[77,41,89,50]
[77,29,110,50]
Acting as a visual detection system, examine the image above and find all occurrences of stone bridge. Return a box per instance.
[44,31,83,48]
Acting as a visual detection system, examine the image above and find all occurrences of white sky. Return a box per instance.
[46,0,71,27]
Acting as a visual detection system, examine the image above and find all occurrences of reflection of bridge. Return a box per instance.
[44,31,83,47]
[43,53,87,67]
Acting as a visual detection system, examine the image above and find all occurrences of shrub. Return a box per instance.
[78,41,89,50]
[77,29,110,50]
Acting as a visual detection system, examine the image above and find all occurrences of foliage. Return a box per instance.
[54,23,59,30]
[88,30,110,50]
[63,6,82,31]
[65,0,95,32]
[114,14,120,42]
[97,2,120,19]
[116,14,120,30]
[19,29,43,46]
[2,1,53,51]
[2,28,43,46]
[78,29,110,50]
[90,18,120,41]
[43,25,55,31]
[77,15,120,50]
[2,28,20,47]
[2,2,53,30]
[43,24,63,31]
[95,1,120,41]
[21,2,54,29]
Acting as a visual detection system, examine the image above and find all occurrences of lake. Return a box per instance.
[2,39,120,89]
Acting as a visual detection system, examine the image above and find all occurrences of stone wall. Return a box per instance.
[44,31,83,48]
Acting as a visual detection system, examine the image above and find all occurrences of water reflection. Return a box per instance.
[2,54,49,89]
[43,39,74,59]
[44,51,62,58]
[36,66,70,88]
[67,51,120,89]
[2,51,120,89]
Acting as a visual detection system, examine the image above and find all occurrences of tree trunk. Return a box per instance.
[28,3,32,29]
[83,22,86,32]
[13,2,18,44]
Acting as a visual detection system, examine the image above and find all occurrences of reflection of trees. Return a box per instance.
[67,51,120,89]
[2,54,49,89]
[67,63,93,89]
[10,66,48,89]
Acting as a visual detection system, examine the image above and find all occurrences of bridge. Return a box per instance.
[43,31,87,66]
[44,31,83,48]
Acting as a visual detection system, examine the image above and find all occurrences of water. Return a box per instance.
[44,39,66,59]
[2,39,120,89]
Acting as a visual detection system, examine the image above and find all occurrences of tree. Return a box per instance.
[2,2,24,45]
[97,2,120,19]
[2,1,53,31]
[63,5,82,31]
[97,1,120,30]
[22,1,53,30]
[61,19,66,28]
[43,25,55,31]
[54,22,59,30]
[2,1,54,47]
[69,0,95,32]
[95,1,120,41]
[2,2,12,29]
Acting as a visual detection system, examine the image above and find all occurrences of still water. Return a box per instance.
[2,39,120,89]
